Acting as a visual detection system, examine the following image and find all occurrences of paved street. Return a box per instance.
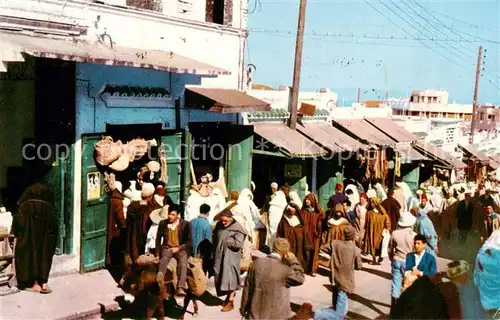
[89,253,454,320]
[1,233,481,320]
[92,232,482,320]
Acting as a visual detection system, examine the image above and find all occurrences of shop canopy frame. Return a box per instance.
[458,144,491,163]
[184,87,271,113]
[296,122,368,153]
[332,118,396,147]
[413,142,467,169]
[364,117,419,143]
[252,122,328,159]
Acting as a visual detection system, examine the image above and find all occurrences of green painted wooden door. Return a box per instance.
[44,156,69,255]
[226,125,253,193]
[80,135,108,273]
[161,132,183,204]
[291,175,307,203]
[317,160,343,210]
[183,126,192,201]
[403,166,420,194]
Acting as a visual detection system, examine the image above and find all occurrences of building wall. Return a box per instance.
[333,103,392,119]
[476,106,500,131]
[246,87,338,111]
[0,0,246,89]
[410,89,449,104]
[76,63,180,136]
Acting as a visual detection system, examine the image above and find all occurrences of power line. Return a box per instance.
[424,6,500,34]
[363,0,469,69]
[400,0,475,60]
[249,28,490,43]
[383,0,472,66]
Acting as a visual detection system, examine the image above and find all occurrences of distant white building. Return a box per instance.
[333,101,392,119]
[390,89,473,120]
[246,85,338,112]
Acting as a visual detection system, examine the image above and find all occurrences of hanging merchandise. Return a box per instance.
[395,153,401,177]
[109,154,130,172]
[373,151,381,179]
[125,139,151,162]
[451,169,457,184]
[158,144,168,185]
[104,172,116,193]
[95,137,123,166]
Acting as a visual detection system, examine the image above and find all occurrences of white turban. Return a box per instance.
[141,183,155,198]
[271,182,278,189]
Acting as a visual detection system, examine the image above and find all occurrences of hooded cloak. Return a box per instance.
[13,184,58,287]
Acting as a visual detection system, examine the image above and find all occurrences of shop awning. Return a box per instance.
[252,123,327,158]
[414,143,467,169]
[333,119,395,146]
[458,144,491,162]
[395,144,428,162]
[0,32,229,75]
[296,122,367,152]
[364,117,418,142]
[184,87,271,113]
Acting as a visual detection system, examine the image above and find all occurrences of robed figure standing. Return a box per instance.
[13,183,58,293]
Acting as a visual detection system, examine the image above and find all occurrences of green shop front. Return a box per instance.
[295,122,368,209]
[250,122,327,208]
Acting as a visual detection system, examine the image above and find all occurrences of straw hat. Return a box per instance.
[150,206,169,224]
[398,211,417,228]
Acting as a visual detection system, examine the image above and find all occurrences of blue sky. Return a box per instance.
[245,0,500,104]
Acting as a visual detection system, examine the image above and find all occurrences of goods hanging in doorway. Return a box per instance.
[158,143,168,185]
[94,137,158,173]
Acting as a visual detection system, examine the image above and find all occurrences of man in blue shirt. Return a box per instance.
[191,204,213,275]
[405,234,437,278]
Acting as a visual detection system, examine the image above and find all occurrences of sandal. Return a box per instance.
[24,287,41,293]
[40,287,52,294]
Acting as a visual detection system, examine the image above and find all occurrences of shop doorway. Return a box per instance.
[187,122,253,195]
[80,126,185,273]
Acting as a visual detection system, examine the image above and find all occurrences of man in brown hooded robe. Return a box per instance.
[125,183,155,263]
[13,183,58,293]
[300,193,324,276]
[324,203,350,243]
[363,197,391,265]
[277,202,309,270]
[381,190,402,232]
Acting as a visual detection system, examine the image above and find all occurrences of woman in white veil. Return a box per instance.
[345,184,360,211]
[266,190,288,248]
[289,191,303,209]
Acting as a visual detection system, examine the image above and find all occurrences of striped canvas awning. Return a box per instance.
[0,32,229,75]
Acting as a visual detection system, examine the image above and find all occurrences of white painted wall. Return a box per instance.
[246,87,338,111]
[332,104,392,119]
[0,0,247,269]
[0,0,246,89]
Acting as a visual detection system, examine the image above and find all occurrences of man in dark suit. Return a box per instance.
[156,204,192,297]
[456,192,474,244]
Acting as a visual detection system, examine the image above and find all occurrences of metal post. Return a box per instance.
[470,45,483,145]
[288,0,307,130]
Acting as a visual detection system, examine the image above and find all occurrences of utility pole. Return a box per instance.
[357,88,361,103]
[470,45,483,145]
[288,0,307,130]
